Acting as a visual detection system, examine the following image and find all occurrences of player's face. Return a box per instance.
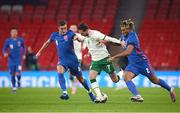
[121,26,129,36]
[10,29,18,38]
[78,30,88,36]
[58,24,67,35]
[69,25,78,33]
[27,46,33,53]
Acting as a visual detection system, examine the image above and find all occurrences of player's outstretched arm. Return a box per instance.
[21,39,26,59]
[2,39,9,58]
[95,31,125,47]
[36,39,51,57]
[74,33,85,42]
[103,36,125,47]
[108,45,134,62]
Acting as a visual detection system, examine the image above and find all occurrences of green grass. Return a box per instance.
[0,87,179,112]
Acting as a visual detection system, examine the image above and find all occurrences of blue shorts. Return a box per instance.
[125,60,155,78]
[58,61,82,77]
[8,65,22,75]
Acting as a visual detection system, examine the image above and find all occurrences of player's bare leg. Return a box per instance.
[69,72,77,94]
[148,75,176,103]
[90,70,103,97]
[57,65,69,100]
[109,72,120,83]
[109,68,124,83]
[124,71,144,102]
[89,70,106,103]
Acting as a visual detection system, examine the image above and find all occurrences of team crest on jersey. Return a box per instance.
[63,35,68,41]
[17,41,21,47]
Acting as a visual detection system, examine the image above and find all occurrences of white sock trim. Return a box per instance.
[91,81,102,97]
[63,91,68,94]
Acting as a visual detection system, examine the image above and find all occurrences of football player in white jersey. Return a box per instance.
[77,23,125,103]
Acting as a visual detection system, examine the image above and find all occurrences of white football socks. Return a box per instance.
[91,81,102,97]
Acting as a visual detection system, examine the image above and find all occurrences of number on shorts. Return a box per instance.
[78,66,81,71]
[146,68,150,73]
[107,65,111,71]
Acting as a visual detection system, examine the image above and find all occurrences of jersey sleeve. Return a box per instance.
[93,30,106,40]
[49,33,56,42]
[75,33,86,41]
[127,34,137,46]
[69,30,76,39]
[2,39,9,54]
[21,38,26,55]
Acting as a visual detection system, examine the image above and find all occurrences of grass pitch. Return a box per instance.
[0,87,179,112]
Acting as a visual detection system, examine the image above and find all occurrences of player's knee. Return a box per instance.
[124,75,130,82]
[76,76,83,82]
[15,72,20,76]
[57,66,65,74]
[90,71,98,80]
[149,76,159,84]
[90,75,95,80]
[57,68,60,73]
[151,79,159,84]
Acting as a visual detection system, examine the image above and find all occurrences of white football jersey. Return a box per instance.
[82,30,110,61]
[73,40,82,60]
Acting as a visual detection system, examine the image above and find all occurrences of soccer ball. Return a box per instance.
[100,93,108,103]
[95,92,108,103]
[102,93,108,100]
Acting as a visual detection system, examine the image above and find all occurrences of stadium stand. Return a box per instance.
[139,0,180,70]
[0,0,179,70]
[0,0,119,70]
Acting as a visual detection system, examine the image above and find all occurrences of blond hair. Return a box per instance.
[120,19,135,30]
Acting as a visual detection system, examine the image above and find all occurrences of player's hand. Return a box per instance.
[23,55,26,60]
[4,53,8,58]
[107,57,115,62]
[120,40,126,48]
[84,53,90,58]
[36,52,41,58]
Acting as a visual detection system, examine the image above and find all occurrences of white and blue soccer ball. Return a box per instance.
[102,93,108,100]
[96,93,108,103]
